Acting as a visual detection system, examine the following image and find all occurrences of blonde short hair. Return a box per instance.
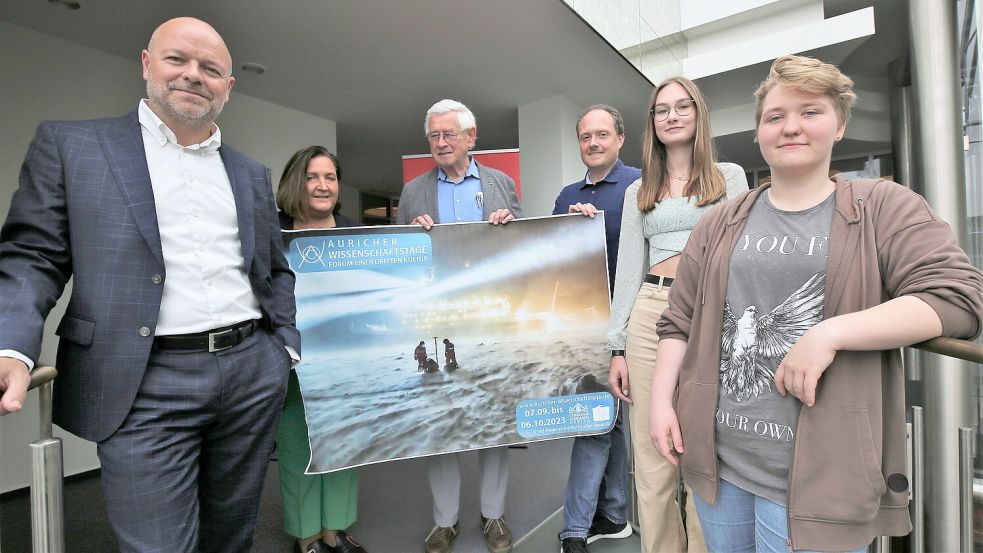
[754,55,857,127]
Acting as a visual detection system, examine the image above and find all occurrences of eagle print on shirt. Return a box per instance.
[720,272,826,401]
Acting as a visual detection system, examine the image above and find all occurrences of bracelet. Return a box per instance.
[611,350,626,357]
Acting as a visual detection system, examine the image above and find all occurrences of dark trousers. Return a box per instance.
[96,329,291,553]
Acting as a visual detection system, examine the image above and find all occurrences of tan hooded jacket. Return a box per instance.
[658,178,983,551]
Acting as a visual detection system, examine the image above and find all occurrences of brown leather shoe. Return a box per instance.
[480,516,513,553]
[424,523,459,553]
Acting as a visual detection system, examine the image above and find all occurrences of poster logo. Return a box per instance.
[288,233,432,272]
[515,393,616,438]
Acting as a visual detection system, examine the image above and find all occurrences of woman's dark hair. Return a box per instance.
[276,145,342,222]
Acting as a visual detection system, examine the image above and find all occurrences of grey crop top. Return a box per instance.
[606,162,749,350]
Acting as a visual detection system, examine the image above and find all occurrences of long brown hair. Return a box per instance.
[638,77,725,212]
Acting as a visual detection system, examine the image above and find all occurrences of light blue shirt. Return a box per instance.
[436,157,483,223]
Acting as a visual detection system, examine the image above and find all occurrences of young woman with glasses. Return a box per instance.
[650,55,982,552]
[606,77,749,553]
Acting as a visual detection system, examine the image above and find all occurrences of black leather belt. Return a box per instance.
[152,320,257,353]
[644,274,674,288]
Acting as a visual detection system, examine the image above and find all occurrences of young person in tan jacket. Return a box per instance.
[649,55,983,552]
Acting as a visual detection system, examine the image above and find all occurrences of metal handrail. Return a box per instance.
[895,338,980,553]
[20,364,65,553]
[27,365,57,440]
[911,336,983,364]
[959,427,973,552]
[28,364,58,391]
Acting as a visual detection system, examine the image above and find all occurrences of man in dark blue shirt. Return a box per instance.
[553,105,640,553]
[552,107,641,293]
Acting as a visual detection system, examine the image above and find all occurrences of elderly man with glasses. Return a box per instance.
[397,99,520,553]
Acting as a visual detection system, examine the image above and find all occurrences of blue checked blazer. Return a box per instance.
[0,110,299,441]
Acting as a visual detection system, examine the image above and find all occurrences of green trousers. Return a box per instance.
[277,371,359,538]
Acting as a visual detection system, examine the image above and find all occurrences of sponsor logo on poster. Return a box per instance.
[515,393,616,438]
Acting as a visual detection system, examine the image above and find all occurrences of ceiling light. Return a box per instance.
[240,62,266,75]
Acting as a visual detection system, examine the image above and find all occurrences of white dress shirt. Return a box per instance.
[137,100,262,336]
[0,102,280,369]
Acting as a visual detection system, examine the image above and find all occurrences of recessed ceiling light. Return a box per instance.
[240,62,266,75]
[47,0,81,9]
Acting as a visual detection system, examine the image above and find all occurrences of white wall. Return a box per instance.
[710,86,890,143]
[686,8,875,80]
[0,20,338,493]
[680,0,796,33]
[517,95,585,217]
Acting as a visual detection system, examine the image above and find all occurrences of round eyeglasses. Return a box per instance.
[427,130,467,143]
[650,99,695,122]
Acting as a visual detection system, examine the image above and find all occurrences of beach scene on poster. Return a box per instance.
[284,214,615,474]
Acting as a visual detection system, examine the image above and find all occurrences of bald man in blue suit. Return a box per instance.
[0,17,298,553]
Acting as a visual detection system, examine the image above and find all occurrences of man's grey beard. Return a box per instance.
[146,78,223,127]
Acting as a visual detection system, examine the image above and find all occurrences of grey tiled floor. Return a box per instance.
[514,508,641,553]
[2,438,575,552]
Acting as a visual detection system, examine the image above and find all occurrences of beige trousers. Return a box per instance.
[626,283,706,553]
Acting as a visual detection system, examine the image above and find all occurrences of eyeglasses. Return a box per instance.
[650,99,695,122]
[427,130,468,143]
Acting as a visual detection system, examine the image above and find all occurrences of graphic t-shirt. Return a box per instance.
[716,189,834,503]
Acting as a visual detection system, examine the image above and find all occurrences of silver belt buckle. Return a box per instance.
[207,328,236,353]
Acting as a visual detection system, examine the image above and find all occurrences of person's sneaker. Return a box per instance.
[586,514,632,543]
[480,516,513,553]
[424,523,459,553]
[559,537,589,553]
[326,531,367,553]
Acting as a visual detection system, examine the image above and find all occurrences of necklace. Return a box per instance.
[668,173,689,182]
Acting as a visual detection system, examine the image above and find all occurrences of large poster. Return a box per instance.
[284,215,615,473]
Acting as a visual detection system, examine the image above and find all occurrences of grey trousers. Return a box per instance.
[428,447,509,527]
[96,330,291,553]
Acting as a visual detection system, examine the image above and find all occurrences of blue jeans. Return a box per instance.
[559,412,629,539]
[693,479,868,553]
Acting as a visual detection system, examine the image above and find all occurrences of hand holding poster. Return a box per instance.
[284,214,615,473]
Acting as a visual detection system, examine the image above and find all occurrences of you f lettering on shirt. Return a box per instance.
[736,233,829,257]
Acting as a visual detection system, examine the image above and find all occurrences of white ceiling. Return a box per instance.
[698,0,907,172]
[0,0,655,198]
[2,0,910,196]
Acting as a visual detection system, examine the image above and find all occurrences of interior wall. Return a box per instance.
[0,20,339,493]
[518,95,585,217]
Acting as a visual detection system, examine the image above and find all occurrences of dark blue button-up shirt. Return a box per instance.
[551,159,641,293]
